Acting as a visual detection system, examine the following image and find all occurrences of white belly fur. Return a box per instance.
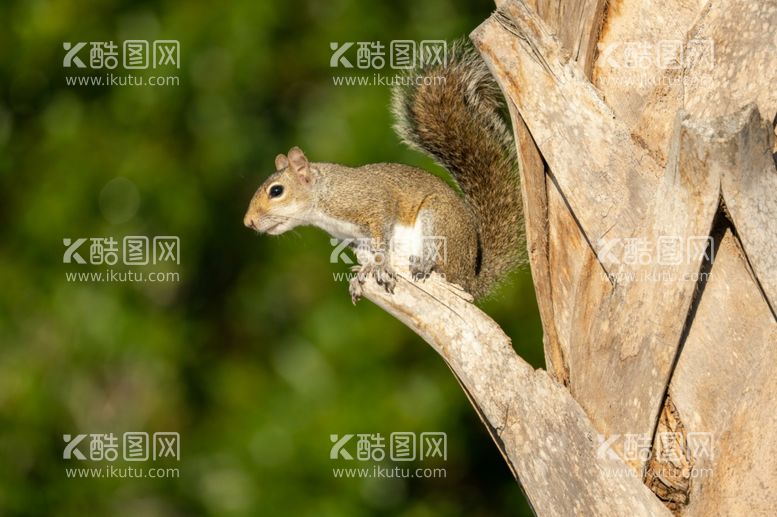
[391,221,424,262]
[313,212,425,268]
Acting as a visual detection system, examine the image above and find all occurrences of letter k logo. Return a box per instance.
[63,42,87,68]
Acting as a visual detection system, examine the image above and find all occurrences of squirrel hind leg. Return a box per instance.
[413,198,478,294]
[409,252,436,282]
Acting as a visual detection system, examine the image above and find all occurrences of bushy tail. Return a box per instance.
[392,39,524,297]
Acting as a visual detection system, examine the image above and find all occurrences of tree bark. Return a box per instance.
[360,273,671,516]
[362,0,777,514]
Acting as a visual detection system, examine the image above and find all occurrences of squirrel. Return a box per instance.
[243,40,524,301]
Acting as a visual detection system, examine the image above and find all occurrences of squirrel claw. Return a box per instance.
[368,262,395,294]
[409,255,435,282]
[348,262,396,301]
[348,263,372,303]
[373,263,396,293]
[348,277,364,304]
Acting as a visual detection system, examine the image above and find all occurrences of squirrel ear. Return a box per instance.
[275,154,289,171]
[287,146,312,184]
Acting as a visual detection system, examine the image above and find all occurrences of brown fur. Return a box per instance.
[392,39,525,297]
[245,40,524,300]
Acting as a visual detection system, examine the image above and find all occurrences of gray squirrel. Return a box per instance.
[244,41,524,301]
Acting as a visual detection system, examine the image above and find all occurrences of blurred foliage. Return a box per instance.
[0,0,543,515]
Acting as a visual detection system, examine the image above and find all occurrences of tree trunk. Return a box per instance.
[361,0,777,514]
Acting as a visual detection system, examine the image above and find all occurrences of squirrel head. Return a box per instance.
[244,147,316,235]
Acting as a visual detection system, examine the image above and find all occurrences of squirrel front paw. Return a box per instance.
[348,273,364,304]
[372,262,396,293]
[348,261,396,303]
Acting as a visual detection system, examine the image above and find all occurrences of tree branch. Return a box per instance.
[359,271,670,516]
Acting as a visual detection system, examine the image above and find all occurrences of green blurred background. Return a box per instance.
[0,0,543,515]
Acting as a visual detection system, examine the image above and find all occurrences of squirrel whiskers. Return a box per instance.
[244,40,524,301]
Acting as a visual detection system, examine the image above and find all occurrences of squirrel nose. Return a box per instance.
[244,214,258,230]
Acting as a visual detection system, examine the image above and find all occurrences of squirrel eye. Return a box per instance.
[269,184,284,198]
